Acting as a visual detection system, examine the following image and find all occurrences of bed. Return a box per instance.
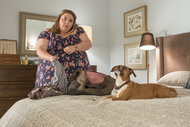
[0,32,190,127]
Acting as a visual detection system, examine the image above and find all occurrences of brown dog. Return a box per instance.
[108,65,177,101]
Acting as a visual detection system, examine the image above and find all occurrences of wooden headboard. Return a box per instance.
[156,32,190,80]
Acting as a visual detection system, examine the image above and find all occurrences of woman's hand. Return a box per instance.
[64,46,76,54]
[50,55,59,62]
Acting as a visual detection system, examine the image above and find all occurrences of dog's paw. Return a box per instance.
[106,95,112,98]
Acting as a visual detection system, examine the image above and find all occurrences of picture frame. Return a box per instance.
[0,39,17,54]
[124,5,147,38]
[124,42,147,70]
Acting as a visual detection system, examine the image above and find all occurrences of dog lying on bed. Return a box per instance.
[107,65,177,101]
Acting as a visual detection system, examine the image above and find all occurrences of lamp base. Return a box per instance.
[147,63,149,84]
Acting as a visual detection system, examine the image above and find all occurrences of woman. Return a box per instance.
[35,9,92,87]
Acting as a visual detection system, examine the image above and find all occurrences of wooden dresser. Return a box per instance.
[0,65,37,118]
[0,65,96,118]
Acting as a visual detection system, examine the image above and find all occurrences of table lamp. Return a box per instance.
[140,32,156,83]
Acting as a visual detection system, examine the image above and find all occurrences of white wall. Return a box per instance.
[146,0,190,83]
[109,0,190,83]
[0,0,110,74]
[109,0,147,82]
[1,0,190,81]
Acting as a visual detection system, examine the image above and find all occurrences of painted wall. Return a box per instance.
[109,0,190,83]
[1,0,190,82]
[0,0,110,74]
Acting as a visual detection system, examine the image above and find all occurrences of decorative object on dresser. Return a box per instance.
[0,39,17,54]
[0,65,37,118]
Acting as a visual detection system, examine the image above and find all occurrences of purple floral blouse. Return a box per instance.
[35,27,91,87]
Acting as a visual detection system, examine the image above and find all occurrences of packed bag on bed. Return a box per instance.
[28,59,115,99]
[68,70,115,95]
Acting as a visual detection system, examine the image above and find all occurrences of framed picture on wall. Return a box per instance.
[124,5,147,38]
[0,39,17,54]
[124,42,147,70]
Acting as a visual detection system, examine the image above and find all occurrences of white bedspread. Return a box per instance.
[0,88,190,127]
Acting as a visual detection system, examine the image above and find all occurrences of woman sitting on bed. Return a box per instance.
[35,9,92,87]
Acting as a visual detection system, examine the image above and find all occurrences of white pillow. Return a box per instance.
[157,71,190,87]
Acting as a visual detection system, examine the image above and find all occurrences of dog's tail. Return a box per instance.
[169,88,177,97]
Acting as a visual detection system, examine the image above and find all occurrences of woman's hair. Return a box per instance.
[48,9,79,34]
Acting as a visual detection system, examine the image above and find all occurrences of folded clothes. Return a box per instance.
[185,74,190,89]
[48,59,68,94]
[28,59,68,99]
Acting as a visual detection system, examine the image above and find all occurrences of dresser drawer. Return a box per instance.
[0,98,19,111]
[0,82,34,98]
[0,65,37,82]
[0,65,37,118]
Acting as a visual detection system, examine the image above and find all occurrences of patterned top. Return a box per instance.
[35,27,91,87]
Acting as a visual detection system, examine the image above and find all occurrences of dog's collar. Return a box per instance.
[114,80,130,90]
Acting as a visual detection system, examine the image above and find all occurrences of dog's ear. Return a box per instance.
[110,65,119,72]
[129,68,136,77]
